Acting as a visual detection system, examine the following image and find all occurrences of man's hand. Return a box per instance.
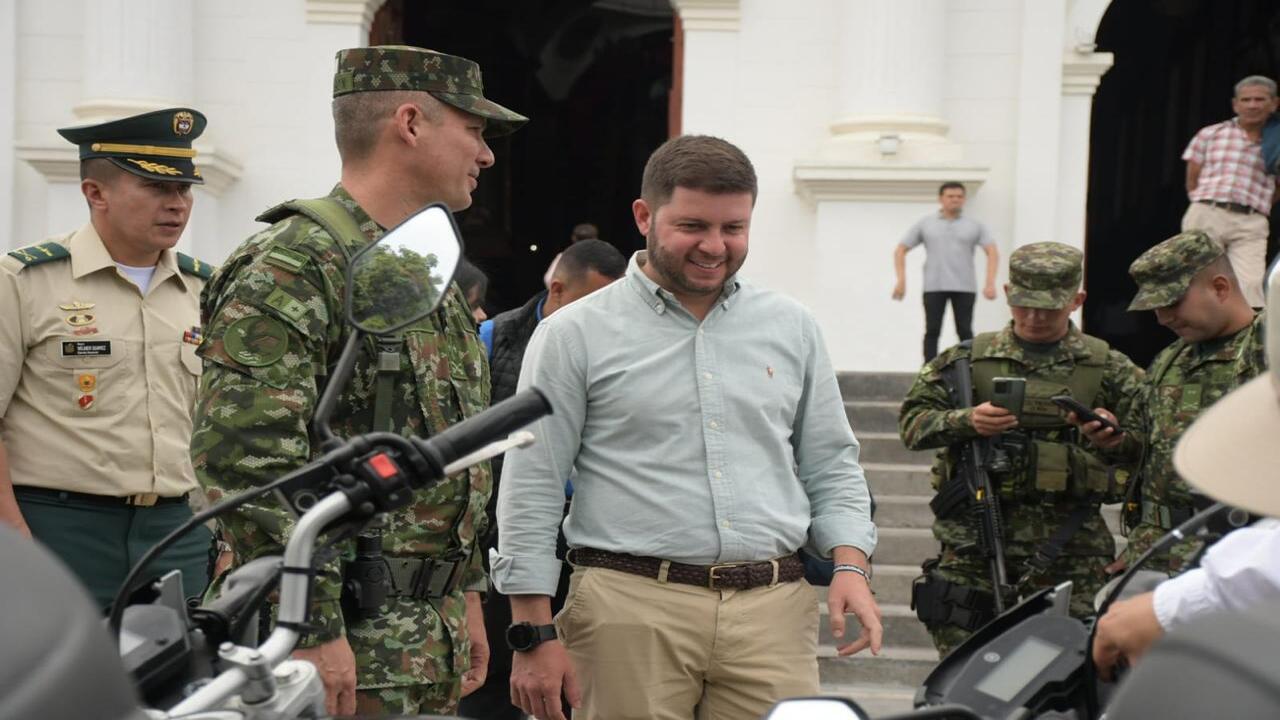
[892,280,906,301]
[1067,407,1124,449]
[1092,592,1164,682]
[461,592,489,698]
[982,282,997,300]
[292,636,357,716]
[511,640,581,720]
[1105,556,1128,576]
[828,571,882,656]
[0,509,31,538]
[970,402,1018,437]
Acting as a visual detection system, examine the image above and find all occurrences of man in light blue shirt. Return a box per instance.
[494,135,879,720]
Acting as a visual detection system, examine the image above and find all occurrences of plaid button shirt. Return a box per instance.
[1182,118,1276,214]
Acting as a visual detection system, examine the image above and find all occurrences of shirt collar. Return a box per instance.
[70,222,184,291]
[624,251,742,316]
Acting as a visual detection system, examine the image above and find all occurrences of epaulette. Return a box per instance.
[177,252,214,280]
[7,242,70,269]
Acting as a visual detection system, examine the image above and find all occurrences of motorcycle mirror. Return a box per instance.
[345,203,463,334]
[764,697,871,720]
[312,203,463,448]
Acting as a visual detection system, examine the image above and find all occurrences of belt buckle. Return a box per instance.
[707,563,737,590]
[126,493,160,507]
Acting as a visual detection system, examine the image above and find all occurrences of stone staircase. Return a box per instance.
[817,371,937,716]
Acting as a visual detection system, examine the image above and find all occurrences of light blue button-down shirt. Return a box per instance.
[491,253,877,595]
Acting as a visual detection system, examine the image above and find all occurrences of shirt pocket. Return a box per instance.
[45,336,131,416]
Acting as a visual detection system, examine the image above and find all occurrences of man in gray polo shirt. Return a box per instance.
[893,181,999,362]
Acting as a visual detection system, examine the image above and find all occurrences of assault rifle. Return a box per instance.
[942,349,1013,612]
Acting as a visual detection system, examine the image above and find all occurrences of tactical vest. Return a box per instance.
[965,331,1116,501]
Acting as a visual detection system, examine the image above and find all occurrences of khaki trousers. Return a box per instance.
[556,566,819,720]
[1181,202,1268,307]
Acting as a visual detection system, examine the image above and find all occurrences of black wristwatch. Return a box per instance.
[505,622,558,652]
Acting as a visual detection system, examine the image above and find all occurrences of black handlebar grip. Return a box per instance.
[417,388,552,473]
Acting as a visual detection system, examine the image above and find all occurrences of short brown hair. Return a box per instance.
[640,135,757,209]
[332,90,444,162]
[80,157,124,183]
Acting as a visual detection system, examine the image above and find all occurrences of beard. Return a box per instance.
[644,229,744,299]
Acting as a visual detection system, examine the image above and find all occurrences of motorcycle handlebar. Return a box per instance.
[414,388,552,475]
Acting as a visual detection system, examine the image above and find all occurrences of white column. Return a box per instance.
[76,0,194,121]
[830,0,950,149]
[670,0,740,136]
[1011,0,1067,248]
[1056,50,1113,255]
[0,0,16,247]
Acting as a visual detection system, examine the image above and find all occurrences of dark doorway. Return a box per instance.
[1086,0,1280,367]
[374,0,675,314]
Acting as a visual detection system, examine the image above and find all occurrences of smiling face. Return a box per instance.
[83,166,193,264]
[1152,272,1232,342]
[632,187,753,309]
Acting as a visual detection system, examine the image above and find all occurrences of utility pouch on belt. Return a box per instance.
[911,567,998,632]
[341,531,390,624]
[1030,440,1070,493]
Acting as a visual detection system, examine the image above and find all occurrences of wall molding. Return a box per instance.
[1062,50,1114,97]
[793,162,989,204]
[305,0,385,32]
[669,0,740,32]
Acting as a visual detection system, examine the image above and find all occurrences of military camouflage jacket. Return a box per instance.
[899,323,1144,557]
[1127,311,1267,509]
[191,185,491,689]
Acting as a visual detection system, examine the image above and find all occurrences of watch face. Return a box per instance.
[506,623,534,650]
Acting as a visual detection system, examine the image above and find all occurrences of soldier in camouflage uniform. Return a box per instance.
[1076,231,1266,576]
[190,46,526,716]
[900,242,1144,656]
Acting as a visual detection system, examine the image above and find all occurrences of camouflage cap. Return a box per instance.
[1007,242,1083,309]
[1127,230,1224,311]
[333,45,528,137]
[57,108,206,184]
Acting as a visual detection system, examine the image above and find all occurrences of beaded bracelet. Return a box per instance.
[832,564,872,583]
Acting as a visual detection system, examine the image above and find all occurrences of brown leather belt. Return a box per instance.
[567,547,804,590]
[14,486,189,508]
[1197,199,1261,215]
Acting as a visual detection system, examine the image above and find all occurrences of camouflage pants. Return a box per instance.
[1120,522,1205,576]
[355,680,461,716]
[926,548,1109,657]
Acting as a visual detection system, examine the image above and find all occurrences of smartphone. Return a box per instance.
[991,377,1026,416]
[1051,395,1121,434]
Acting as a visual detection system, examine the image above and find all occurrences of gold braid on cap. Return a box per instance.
[90,143,197,159]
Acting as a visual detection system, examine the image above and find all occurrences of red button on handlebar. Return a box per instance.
[367,453,399,480]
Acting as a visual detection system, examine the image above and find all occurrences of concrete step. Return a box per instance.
[867,564,921,606]
[845,400,901,435]
[838,371,917,403]
[820,683,917,718]
[859,432,937,466]
[818,646,939,688]
[864,463,934,498]
[873,494,935,529]
[869,527,938,566]
[819,602,931,648]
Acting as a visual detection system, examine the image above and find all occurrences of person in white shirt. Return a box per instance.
[1091,262,1280,679]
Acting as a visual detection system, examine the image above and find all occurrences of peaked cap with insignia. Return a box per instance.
[58,108,206,184]
[332,45,528,137]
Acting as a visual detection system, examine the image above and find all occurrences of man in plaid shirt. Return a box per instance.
[1181,74,1279,308]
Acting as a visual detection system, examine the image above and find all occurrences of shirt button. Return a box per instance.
[708,420,718,430]
[714,470,723,479]
[703,372,713,380]
[721,520,732,529]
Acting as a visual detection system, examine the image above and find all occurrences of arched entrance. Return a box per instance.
[370,0,675,313]
[1085,0,1280,366]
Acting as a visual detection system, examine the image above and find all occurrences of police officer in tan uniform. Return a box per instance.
[0,108,215,608]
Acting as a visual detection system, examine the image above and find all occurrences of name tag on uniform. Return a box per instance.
[61,340,111,357]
